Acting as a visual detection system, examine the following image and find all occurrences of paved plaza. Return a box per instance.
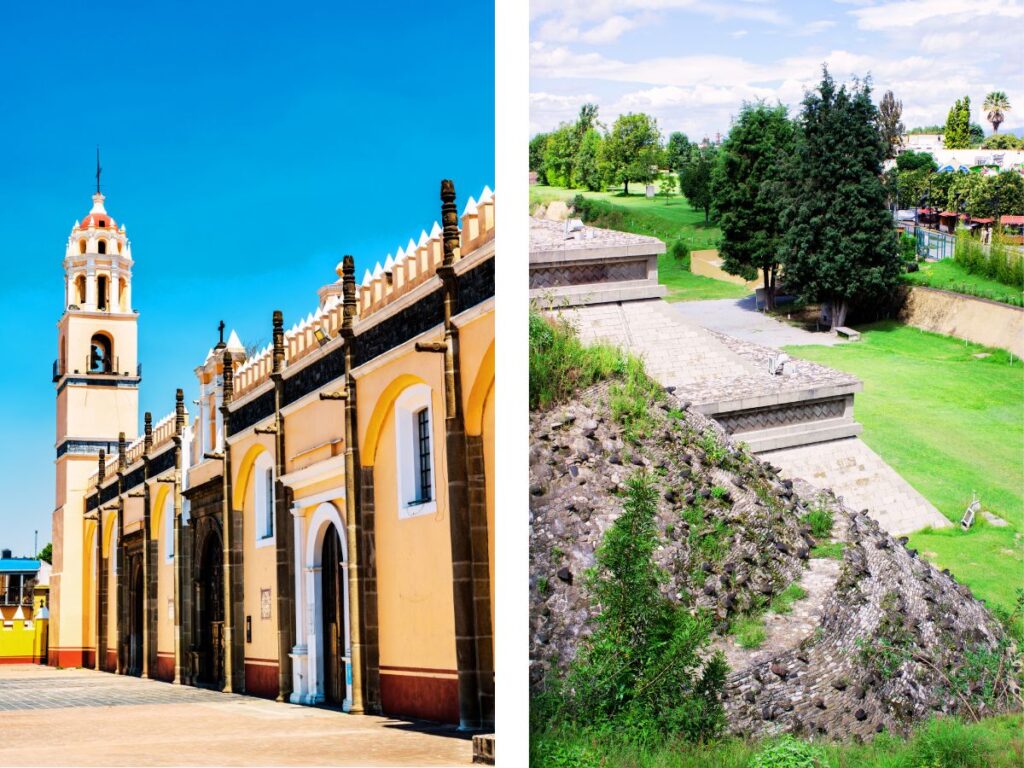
[670,295,847,348]
[0,665,472,766]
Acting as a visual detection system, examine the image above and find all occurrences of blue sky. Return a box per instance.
[0,1,494,556]
[531,0,1023,139]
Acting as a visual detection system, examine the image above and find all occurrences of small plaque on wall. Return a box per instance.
[261,588,272,619]
[167,599,174,621]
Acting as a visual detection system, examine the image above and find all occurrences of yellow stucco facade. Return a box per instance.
[51,182,495,730]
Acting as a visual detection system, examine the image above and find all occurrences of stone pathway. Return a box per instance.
[0,665,471,766]
[714,557,841,673]
[671,296,847,348]
[762,439,951,536]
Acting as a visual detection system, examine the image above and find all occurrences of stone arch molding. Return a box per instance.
[291,501,352,710]
[361,373,426,467]
[466,339,495,437]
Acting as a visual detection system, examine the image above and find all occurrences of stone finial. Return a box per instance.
[144,412,153,452]
[117,432,127,469]
[98,450,106,484]
[342,255,356,330]
[440,179,460,267]
[222,349,234,405]
[175,388,186,432]
[272,310,285,373]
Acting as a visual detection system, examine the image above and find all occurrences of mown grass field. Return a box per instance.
[785,322,1024,633]
[532,714,1024,768]
[530,183,751,302]
[903,258,1024,306]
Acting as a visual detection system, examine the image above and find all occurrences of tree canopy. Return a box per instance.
[666,132,692,172]
[780,68,902,329]
[983,91,1011,133]
[878,90,904,159]
[712,102,793,308]
[604,113,662,195]
[944,96,973,149]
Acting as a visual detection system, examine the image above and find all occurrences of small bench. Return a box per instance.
[835,326,861,341]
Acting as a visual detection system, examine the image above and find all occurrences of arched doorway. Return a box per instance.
[195,531,224,688]
[126,557,144,677]
[320,522,349,707]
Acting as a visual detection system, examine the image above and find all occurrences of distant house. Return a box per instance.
[0,549,50,664]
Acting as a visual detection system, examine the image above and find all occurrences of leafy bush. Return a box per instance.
[671,238,692,269]
[529,309,623,410]
[559,473,728,745]
[953,229,1024,290]
[907,716,994,768]
[749,735,827,768]
[801,505,834,538]
[731,614,767,649]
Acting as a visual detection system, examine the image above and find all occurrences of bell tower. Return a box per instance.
[50,183,140,667]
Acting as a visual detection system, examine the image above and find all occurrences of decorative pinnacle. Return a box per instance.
[96,146,102,195]
[98,449,106,483]
[440,179,459,267]
[272,310,285,372]
[144,412,153,452]
[175,389,186,432]
[342,255,356,329]
[118,432,127,468]
[222,349,234,404]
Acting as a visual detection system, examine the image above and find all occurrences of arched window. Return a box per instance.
[97,275,108,311]
[89,333,112,373]
[78,239,87,255]
[164,493,174,563]
[97,239,107,255]
[253,451,275,546]
[75,275,86,305]
[118,278,127,312]
[395,383,436,518]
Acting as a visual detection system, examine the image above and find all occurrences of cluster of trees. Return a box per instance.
[530,106,662,194]
[885,150,1024,218]
[530,106,719,217]
[904,92,1014,149]
[714,69,902,327]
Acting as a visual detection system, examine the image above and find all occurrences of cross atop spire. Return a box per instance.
[95,146,102,194]
[218,320,225,345]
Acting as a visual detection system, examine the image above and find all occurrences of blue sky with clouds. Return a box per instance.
[531,0,1023,140]
[0,0,494,556]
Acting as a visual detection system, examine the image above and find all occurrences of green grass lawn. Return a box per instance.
[784,322,1024,631]
[531,183,750,301]
[903,258,1024,306]
[530,183,722,249]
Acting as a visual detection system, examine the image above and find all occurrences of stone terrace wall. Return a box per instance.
[899,285,1024,357]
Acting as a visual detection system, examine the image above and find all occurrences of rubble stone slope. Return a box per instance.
[530,383,1021,739]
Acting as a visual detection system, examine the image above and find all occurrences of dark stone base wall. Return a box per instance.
[244,661,280,699]
[359,466,381,711]
[155,654,175,682]
[104,650,117,671]
[380,671,459,724]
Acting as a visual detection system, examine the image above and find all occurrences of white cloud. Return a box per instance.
[581,15,638,43]
[850,0,1024,30]
[732,29,749,38]
[795,19,837,35]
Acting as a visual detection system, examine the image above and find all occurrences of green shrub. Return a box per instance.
[731,614,766,649]
[560,472,728,745]
[801,505,834,538]
[907,716,994,768]
[749,735,827,768]
[671,238,692,269]
[529,309,622,410]
[770,583,808,614]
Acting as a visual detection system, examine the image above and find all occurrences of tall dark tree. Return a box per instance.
[603,113,661,194]
[944,96,972,149]
[781,68,902,329]
[712,102,794,309]
[878,90,904,159]
[575,103,600,137]
[666,131,692,172]
[680,145,717,224]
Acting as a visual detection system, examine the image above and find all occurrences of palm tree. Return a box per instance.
[983,91,1011,133]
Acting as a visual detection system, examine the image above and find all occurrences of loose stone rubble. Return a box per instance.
[529,382,1021,740]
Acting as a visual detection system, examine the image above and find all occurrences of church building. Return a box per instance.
[49,179,495,730]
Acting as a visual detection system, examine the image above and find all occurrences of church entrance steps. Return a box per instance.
[761,438,951,537]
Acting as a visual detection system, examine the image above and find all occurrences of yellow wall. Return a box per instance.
[0,603,47,663]
[358,342,457,673]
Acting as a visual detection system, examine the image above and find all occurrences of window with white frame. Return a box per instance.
[164,493,174,563]
[254,451,275,546]
[395,384,437,518]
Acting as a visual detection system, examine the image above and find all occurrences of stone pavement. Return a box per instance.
[671,295,847,348]
[762,438,951,536]
[0,665,472,766]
